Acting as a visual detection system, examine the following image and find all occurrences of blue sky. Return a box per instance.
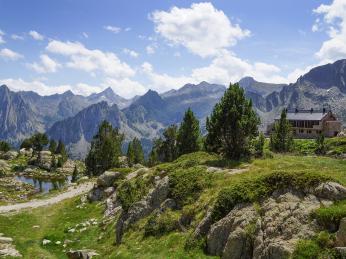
[0,0,345,98]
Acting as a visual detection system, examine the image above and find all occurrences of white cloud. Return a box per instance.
[104,25,121,34]
[28,54,61,73]
[124,27,131,32]
[0,30,5,44]
[46,40,135,78]
[141,62,198,92]
[0,48,23,60]
[313,0,346,63]
[150,2,250,58]
[11,34,24,40]
[146,45,155,54]
[82,32,89,38]
[123,48,139,58]
[29,30,44,41]
[191,50,287,85]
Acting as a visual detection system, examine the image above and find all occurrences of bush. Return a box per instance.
[0,141,10,152]
[312,200,346,230]
[211,171,332,221]
[117,175,154,211]
[144,210,179,237]
[169,167,212,208]
[292,240,321,259]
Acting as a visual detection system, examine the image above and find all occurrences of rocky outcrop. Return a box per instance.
[205,183,346,259]
[0,234,21,257]
[116,176,169,244]
[36,151,53,170]
[336,218,346,247]
[88,171,122,202]
[19,148,33,157]
[0,160,10,174]
[1,151,18,160]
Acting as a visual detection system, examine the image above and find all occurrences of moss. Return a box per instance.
[169,167,212,208]
[211,170,332,222]
[117,174,154,211]
[312,200,346,229]
[144,209,180,237]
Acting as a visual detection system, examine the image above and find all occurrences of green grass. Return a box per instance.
[313,200,346,229]
[1,151,346,258]
[292,137,346,156]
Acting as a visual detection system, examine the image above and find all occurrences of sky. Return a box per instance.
[0,0,346,98]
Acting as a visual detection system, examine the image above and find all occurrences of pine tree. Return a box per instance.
[161,125,178,162]
[72,165,78,183]
[85,120,124,176]
[269,109,293,152]
[30,133,49,152]
[56,140,68,165]
[253,132,265,157]
[0,141,10,152]
[48,139,57,153]
[132,138,145,164]
[177,108,200,156]
[205,83,260,160]
[126,141,135,166]
[315,134,326,155]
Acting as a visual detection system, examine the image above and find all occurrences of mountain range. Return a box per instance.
[1,59,346,158]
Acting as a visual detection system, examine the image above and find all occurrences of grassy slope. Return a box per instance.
[0,152,345,258]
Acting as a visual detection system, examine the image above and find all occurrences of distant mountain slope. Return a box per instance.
[0,85,43,143]
[238,76,286,96]
[87,87,131,109]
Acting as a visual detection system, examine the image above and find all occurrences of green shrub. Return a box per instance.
[292,240,321,259]
[117,175,154,211]
[313,200,346,229]
[211,171,332,221]
[144,210,179,237]
[169,167,212,207]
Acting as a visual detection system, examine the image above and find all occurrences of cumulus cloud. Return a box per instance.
[141,62,198,92]
[146,45,155,54]
[191,50,287,85]
[102,78,147,99]
[313,0,346,63]
[123,48,139,58]
[11,34,24,40]
[28,54,61,73]
[0,30,5,44]
[150,2,250,58]
[46,40,135,78]
[0,48,23,60]
[104,25,121,34]
[29,30,44,40]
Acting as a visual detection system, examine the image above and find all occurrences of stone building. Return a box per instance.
[269,109,342,138]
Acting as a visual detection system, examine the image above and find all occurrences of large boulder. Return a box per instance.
[37,151,53,170]
[2,151,18,160]
[336,218,346,247]
[314,182,346,201]
[97,171,121,188]
[0,160,10,174]
[19,148,33,157]
[206,189,324,259]
[116,176,169,244]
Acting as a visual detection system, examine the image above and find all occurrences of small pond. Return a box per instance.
[15,175,72,193]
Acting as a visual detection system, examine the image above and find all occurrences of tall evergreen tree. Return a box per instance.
[56,140,68,165]
[85,120,124,176]
[177,108,200,156]
[127,138,145,166]
[30,133,49,152]
[161,125,178,162]
[269,109,293,152]
[0,141,10,152]
[48,139,57,153]
[205,83,260,160]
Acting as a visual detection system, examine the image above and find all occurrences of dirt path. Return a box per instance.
[0,182,94,214]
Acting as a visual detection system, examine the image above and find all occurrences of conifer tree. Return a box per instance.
[132,137,145,164]
[0,141,10,152]
[177,108,200,156]
[48,139,57,154]
[56,140,68,165]
[205,83,260,160]
[72,165,78,183]
[126,141,135,166]
[85,120,124,176]
[269,109,293,152]
[161,125,178,162]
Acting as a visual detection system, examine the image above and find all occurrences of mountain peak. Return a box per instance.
[0,84,10,92]
[299,59,346,92]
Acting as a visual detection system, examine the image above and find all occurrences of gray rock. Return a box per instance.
[193,210,213,239]
[336,218,346,247]
[19,148,33,157]
[97,171,121,187]
[314,182,346,201]
[335,247,346,259]
[160,198,177,212]
[2,151,18,160]
[222,228,253,259]
[66,249,99,259]
[37,151,53,170]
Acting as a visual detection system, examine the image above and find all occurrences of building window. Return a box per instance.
[299,129,304,133]
[307,130,312,134]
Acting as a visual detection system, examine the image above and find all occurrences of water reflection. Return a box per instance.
[15,175,72,193]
